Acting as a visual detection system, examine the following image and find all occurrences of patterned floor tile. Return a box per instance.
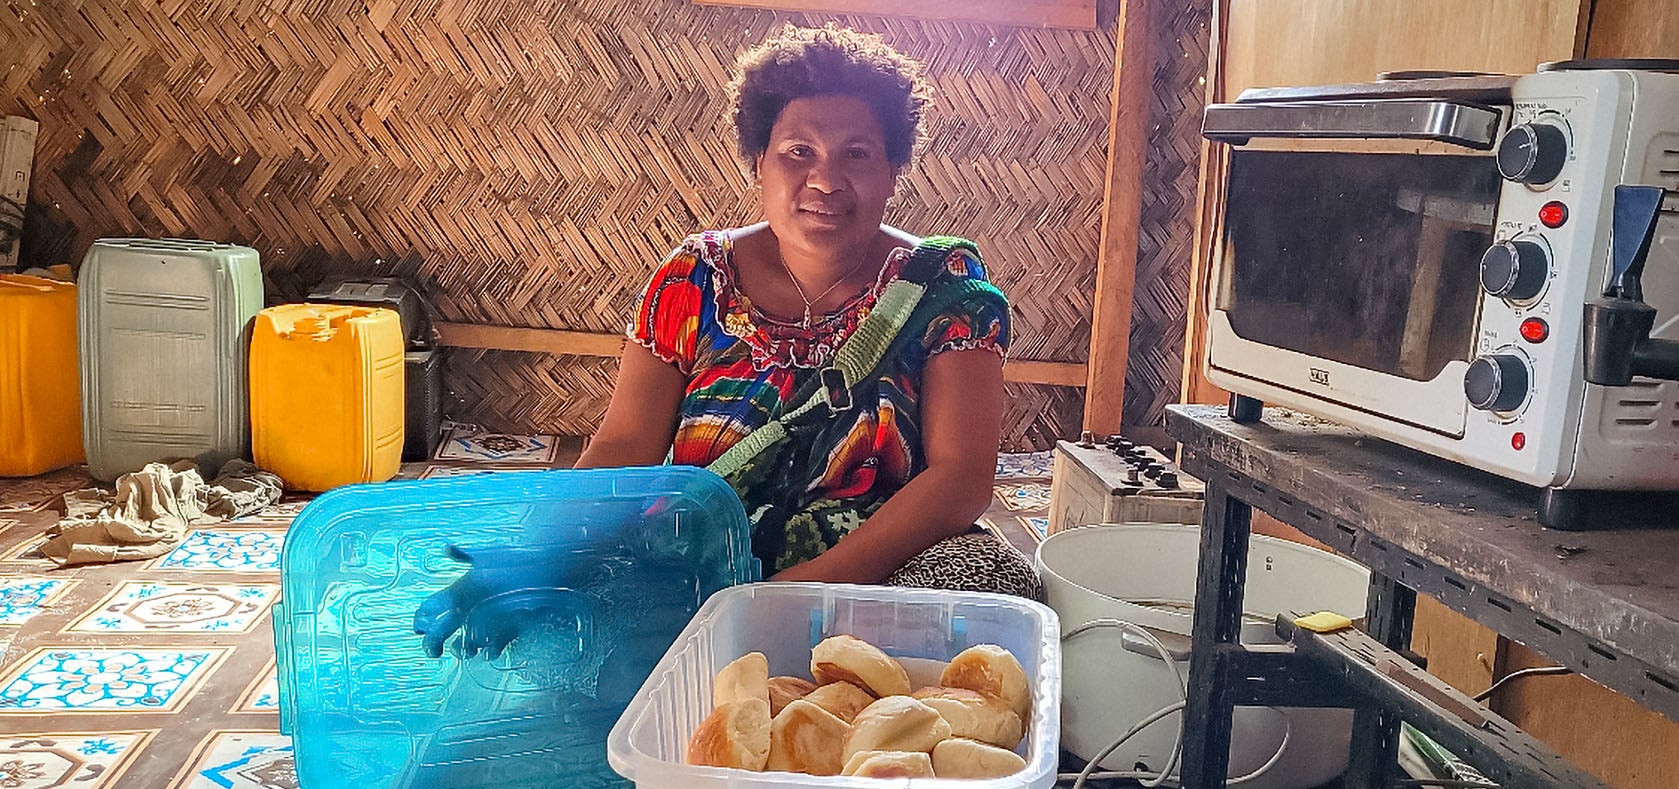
[68,582,279,634]
[435,428,559,463]
[0,647,230,713]
[150,531,285,573]
[995,450,1054,480]
[0,535,53,567]
[0,577,79,626]
[419,464,549,480]
[172,731,295,789]
[993,482,1053,512]
[0,466,92,513]
[229,501,306,526]
[234,663,279,713]
[1021,516,1050,540]
[0,731,155,788]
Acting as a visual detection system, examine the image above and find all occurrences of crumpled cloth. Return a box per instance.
[42,459,284,566]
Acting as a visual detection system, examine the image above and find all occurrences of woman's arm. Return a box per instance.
[772,347,1004,582]
[573,343,688,469]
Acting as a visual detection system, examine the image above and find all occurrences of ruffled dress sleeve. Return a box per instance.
[627,242,709,376]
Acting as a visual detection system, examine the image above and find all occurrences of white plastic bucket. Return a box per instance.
[1036,523,1369,789]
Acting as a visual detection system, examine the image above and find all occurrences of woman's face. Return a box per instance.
[756,95,897,255]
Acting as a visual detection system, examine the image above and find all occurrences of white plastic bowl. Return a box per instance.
[1037,524,1368,789]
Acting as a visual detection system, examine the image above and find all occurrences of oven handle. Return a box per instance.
[1202,99,1504,150]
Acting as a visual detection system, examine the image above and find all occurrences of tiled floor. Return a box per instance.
[0,440,1050,787]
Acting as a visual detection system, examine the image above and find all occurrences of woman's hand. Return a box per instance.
[769,346,1004,583]
[574,343,687,469]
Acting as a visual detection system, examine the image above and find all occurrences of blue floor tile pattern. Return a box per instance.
[0,440,1054,786]
[0,648,228,713]
[0,578,77,627]
[153,531,284,572]
[177,731,294,789]
[0,731,155,788]
[67,583,279,634]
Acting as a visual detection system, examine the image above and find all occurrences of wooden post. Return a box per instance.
[1084,0,1156,434]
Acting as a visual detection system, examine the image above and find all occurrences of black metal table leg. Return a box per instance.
[1345,573,1417,789]
[1180,483,1253,788]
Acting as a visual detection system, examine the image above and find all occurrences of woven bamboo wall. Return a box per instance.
[3,0,1129,449]
[1122,0,1210,430]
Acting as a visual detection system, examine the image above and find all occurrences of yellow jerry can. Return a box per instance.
[0,274,84,476]
[251,304,405,491]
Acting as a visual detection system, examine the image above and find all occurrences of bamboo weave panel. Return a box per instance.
[4,0,1115,444]
[1122,0,1211,430]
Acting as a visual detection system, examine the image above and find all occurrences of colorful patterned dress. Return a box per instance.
[629,230,1009,575]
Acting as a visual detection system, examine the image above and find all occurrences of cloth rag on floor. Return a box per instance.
[42,459,284,566]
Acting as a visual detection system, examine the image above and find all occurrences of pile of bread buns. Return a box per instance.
[686,634,1032,779]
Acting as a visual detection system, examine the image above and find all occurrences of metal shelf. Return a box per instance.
[1165,404,1679,787]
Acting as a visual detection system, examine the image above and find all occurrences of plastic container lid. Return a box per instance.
[274,467,759,788]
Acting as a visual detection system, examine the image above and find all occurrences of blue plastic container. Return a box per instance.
[273,467,759,789]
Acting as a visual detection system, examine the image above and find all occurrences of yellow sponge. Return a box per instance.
[1293,612,1354,633]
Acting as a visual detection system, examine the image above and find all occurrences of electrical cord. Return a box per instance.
[1057,618,1292,789]
[1063,618,1186,788]
[1471,666,1572,702]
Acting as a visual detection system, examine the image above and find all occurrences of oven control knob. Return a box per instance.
[1464,354,1530,412]
[1480,238,1550,300]
[1497,122,1568,185]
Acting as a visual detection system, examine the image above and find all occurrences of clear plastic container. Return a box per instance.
[274,466,760,789]
[608,582,1063,788]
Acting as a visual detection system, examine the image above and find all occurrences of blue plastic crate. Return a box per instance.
[273,467,758,788]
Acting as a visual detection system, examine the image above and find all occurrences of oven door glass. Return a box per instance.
[1219,150,1500,381]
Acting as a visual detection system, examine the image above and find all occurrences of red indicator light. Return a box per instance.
[1519,317,1549,343]
[1512,432,1527,451]
[1539,201,1568,228]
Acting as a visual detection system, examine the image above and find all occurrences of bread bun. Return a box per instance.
[843,696,952,763]
[714,651,770,708]
[802,681,875,724]
[686,698,771,770]
[766,675,817,716]
[931,737,1028,779]
[811,635,911,698]
[765,699,849,775]
[840,750,935,778]
[911,686,1024,749]
[940,644,1031,719]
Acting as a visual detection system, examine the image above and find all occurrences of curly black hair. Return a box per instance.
[727,23,934,172]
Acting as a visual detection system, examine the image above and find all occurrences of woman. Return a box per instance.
[576,24,1038,598]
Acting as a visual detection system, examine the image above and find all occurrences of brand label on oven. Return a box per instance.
[1309,367,1331,386]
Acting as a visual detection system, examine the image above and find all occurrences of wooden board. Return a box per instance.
[1494,641,1679,788]
[435,322,1088,385]
[1586,0,1679,59]
[1410,596,1499,697]
[690,0,1098,29]
[1083,0,1154,434]
[1221,0,1586,96]
[1177,0,1230,409]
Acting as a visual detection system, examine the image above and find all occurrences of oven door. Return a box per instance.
[1203,99,1508,437]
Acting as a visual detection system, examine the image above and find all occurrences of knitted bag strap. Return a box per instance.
[706,237,977,479]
